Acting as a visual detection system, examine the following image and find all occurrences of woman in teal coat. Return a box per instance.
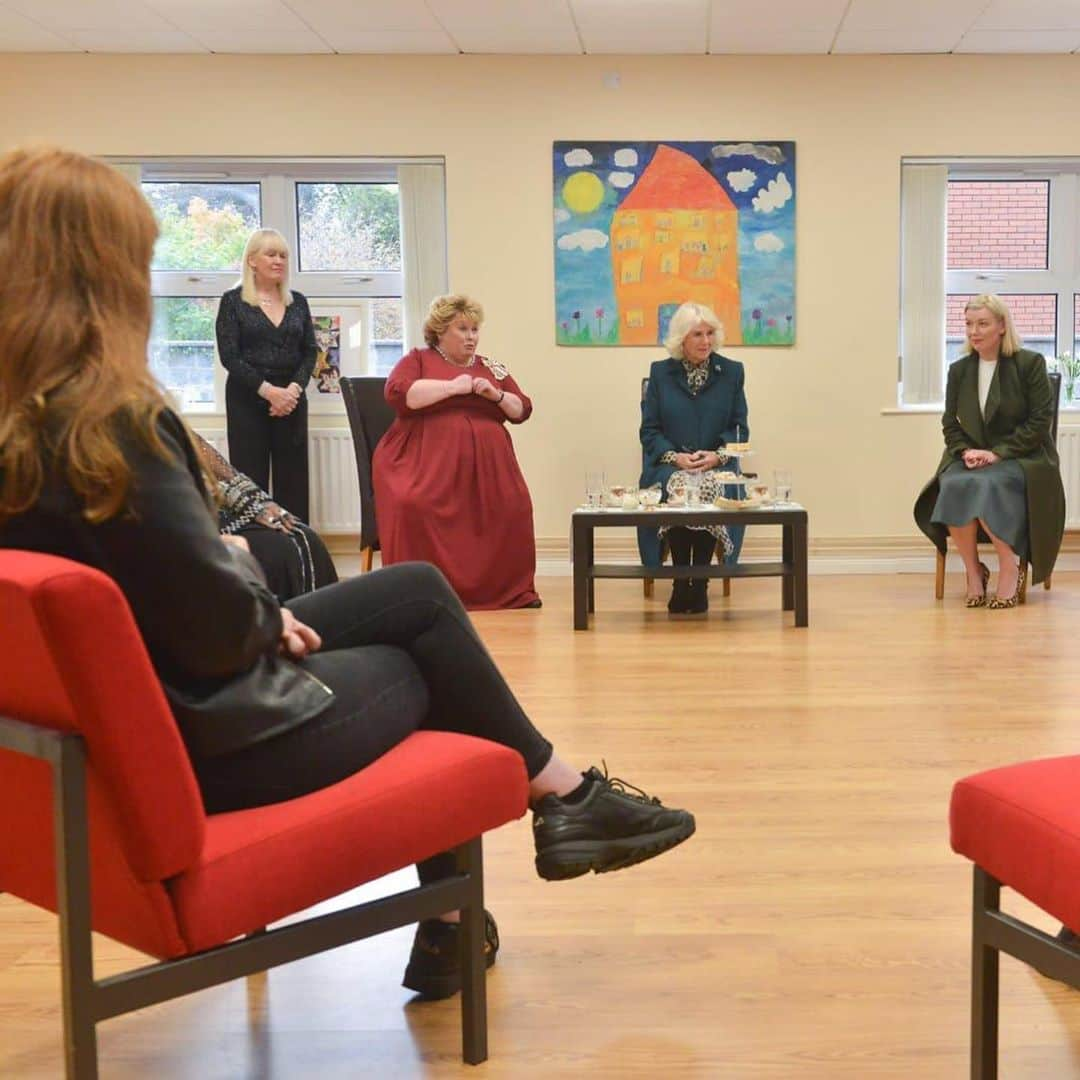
[639,302,749,615]
[913,294,1065,608]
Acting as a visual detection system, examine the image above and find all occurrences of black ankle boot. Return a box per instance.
[686,580,709,614]
[667,579,692,614]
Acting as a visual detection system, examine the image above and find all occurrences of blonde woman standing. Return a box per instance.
[215,229,316,522]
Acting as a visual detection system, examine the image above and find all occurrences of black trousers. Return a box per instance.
[194,562,553,816]
[667,527,716,571]
[226,374,310,523]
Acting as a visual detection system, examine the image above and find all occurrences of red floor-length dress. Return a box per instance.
[372,347,540,610]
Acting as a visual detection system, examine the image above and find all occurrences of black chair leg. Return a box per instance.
[456,837,487,1065]
[972,867,1001,1080]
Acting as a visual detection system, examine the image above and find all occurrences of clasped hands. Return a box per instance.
[962,448,1000,469]
[449,372,502,402]
[673,449,722,472]
[261,382,303,418]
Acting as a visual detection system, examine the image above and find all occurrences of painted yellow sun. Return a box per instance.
[561,171,605,215]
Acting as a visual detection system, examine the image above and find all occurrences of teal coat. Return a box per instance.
[913,348,1065,585]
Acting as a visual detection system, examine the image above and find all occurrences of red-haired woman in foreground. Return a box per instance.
[0,147,694,1000]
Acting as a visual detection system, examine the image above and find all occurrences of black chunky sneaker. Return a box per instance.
[532,766,696,881]
[402,910,499,999]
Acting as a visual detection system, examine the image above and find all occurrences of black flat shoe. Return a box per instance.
[402,910,499,999]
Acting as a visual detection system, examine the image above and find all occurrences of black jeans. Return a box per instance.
[194,562,553,817]
[226,374,310,523]
[667,527,716,570]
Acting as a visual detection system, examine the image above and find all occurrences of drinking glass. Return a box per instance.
[773,469,793,505]
[585,470,606,508]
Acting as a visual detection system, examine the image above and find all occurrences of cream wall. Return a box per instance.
[2,53,1076,545]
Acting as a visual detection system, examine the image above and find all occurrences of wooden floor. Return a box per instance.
[4,571,1080,1079]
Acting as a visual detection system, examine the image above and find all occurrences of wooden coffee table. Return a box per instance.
[570,504,809,630]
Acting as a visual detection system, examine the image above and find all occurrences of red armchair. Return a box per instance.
[0,550,529,1078]
[950,755,1080,1079]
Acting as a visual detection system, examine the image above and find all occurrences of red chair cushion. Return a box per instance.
[950,755,1080,932]
[171,731,529,953]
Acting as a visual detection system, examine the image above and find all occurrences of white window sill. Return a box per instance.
[880,405,943,415]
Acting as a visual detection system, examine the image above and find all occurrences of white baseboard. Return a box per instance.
[328,533,1080,578]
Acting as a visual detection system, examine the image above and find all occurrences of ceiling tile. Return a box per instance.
[574,0,708,54]
[318,29,459,52]
[0,7,79,49]
[843,0,987,32]
[69,29,207,52]
[975,0,1080,31]
[710,0,848,36]
[145,0,311,34]
[285,0,442,33]
[956,29,1080,51]
[710,29,836,53]
[190,28,333,52]
[4,0,175,33]
[833,28,963,52]
[453,28,582,52]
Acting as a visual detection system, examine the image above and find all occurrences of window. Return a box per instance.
[118,158,445,413]
[900,162,1080,407]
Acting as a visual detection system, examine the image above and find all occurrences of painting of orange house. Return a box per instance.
[554,140,795,347]
[611,145,741,345]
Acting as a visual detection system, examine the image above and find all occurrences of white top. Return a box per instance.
[978,358,998,418]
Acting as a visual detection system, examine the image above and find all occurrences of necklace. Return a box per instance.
[434,344,474,368]
[257,293,278,307]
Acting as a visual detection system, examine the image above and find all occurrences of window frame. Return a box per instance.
[900,157,1080,409]
[112,156,433,413]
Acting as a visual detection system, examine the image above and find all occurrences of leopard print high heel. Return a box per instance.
[965,562,991,608]
[988,562,1026,610]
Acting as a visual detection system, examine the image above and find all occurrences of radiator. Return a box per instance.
[1061,426,1080,528]
[192,428,361,533]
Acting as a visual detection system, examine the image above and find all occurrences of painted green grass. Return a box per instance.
[555,319,795,346]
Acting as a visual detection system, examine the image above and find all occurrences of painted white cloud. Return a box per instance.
[554,207,571,224]
[752,172,793,214]
[557,229,609,253]
[727,168,756,192]
[608,171,635,189]
[614,148,638,167]
[753,232,784,253]
[712,142,785,165]
[563,148,593,167]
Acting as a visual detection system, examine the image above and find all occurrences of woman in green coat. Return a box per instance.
[913,294,1065,608]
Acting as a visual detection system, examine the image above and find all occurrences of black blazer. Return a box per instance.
[0,410,332,758]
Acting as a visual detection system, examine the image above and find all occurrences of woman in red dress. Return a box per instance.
[373,295,540,610]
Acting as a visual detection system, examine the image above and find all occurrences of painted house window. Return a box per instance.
[654,230,672,244]
[620,257,643,284]
[691,213,706,229]
[660,251,679,275]
[625,309,645,328]
[656,213,673,228]
[900,161,1076,407]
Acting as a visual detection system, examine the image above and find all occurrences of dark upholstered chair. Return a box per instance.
[934,371,1061,603]
[341,376,396,572]
[0,550,529,1078]
[951,755,1080,1078]
[640,376,731,600]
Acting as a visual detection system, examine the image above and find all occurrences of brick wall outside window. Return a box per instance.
[946,293,1057,359]
[947,180,1049,270]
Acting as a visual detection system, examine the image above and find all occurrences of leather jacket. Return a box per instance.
[0,409,334,758]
